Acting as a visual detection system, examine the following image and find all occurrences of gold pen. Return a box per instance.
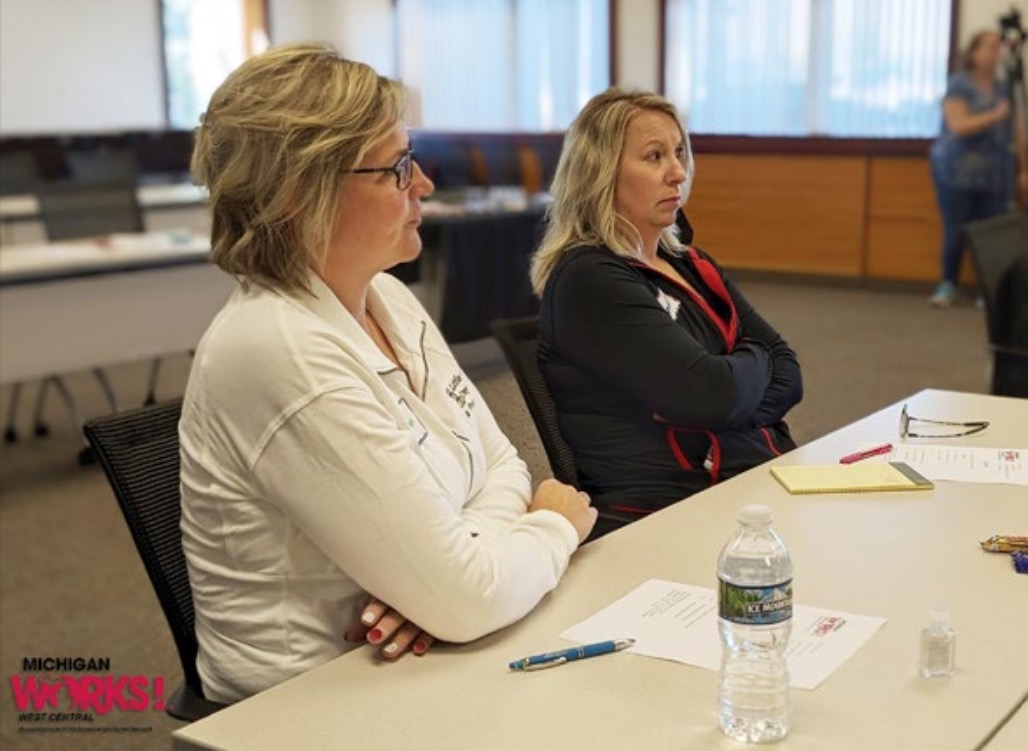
[979,535,1028,553]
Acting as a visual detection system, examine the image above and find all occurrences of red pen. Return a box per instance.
[839,443,893,464]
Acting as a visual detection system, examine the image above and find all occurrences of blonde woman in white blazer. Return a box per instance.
[181,43,596,705]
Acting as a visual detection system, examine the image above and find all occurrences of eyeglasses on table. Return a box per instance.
[898,403,989,439]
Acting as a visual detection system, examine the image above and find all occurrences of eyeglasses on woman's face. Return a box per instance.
[898,404,989,439]
[345,149,415,190]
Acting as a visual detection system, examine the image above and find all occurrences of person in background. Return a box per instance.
[181,43,596,704]
[531,88,802,541]
[929,29,1027,308]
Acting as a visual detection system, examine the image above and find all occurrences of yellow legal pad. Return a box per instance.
[770,462,934,495]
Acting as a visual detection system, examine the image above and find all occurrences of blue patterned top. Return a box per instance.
[930,70,1014,192]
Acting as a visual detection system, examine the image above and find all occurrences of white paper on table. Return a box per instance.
[107,231,204,252]
[880,445,1028,486]
[561,579,886,690]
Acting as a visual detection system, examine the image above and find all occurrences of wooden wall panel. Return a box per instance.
[866,218,941,281]
[686,155,866,277]
[866,157,944,282]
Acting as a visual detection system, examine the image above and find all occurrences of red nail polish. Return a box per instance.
[412,642,426,656]
[368,628,383,643]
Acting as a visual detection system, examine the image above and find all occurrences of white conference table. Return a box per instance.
[0,232,233,385]
[173,389,1028,751]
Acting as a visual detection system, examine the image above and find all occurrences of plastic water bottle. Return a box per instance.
[717,504,793,743]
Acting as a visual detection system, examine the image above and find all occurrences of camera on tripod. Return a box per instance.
[999,7,1026,47]
[997,7,1025,88]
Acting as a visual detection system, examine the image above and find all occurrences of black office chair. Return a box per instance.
[965,212,1028,398]
[676,208,694,245]
[37,179,144,241]
[490,317,635,537]
[64,146,140,185]
[490,317,579,486]
[83,399,226,722]
[0,150,42,195]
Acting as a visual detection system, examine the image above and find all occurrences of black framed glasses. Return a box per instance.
[345,149,414,190]
[899,404,989,439]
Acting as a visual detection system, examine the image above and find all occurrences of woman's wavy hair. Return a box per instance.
[530,87,689,296]
[191,42,404,294]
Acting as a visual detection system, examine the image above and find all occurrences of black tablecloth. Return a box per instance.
[437,209,543,343]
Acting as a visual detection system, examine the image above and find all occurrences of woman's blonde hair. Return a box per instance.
[191,43,404,294]
[530,87,689,296]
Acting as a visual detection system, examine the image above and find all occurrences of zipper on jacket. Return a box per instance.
[452,431,475,496]
[628,248,739,351]
[416,320,429,399]
[665,426,721,487]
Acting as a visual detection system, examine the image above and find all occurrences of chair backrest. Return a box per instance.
[490,317,579,487]
[0,150,42,195]
[37,180,144,241]
[65,146,140,184]
[965,211,1028,347]
[82,398,204,698]
[676,208,694,245]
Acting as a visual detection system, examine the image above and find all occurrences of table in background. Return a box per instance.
[395,192,546,342]
[0,232,233,386]
[3,185,543,345]
[420,201,544,342]
[1,196,541,388]
[173,389,1028,751]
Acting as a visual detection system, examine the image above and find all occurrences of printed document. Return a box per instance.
[561,579,885,690]
[876,445,1028,486]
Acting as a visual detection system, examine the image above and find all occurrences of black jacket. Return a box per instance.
[539,244,802,518]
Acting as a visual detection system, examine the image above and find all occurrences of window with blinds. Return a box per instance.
[162,0,269,130]
[663,0,952,137]
[397,0,610,131]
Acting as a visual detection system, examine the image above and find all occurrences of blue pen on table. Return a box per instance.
[839,442,893,464]
[508,638,635,671]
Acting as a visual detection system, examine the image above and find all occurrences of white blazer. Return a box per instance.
[179,271,577,703]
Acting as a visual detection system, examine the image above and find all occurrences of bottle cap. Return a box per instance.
[738,504,772,525]
[928,606,950,634]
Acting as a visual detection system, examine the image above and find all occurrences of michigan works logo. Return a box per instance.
[10,656,166,735]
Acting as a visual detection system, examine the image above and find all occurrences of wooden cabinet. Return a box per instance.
[686,149,947,284]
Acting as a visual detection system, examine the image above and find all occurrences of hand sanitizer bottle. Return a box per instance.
[919,606,955,678]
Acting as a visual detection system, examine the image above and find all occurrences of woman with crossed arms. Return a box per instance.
[532,89,802,540]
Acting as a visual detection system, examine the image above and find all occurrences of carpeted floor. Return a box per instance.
[0,275,993,751]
